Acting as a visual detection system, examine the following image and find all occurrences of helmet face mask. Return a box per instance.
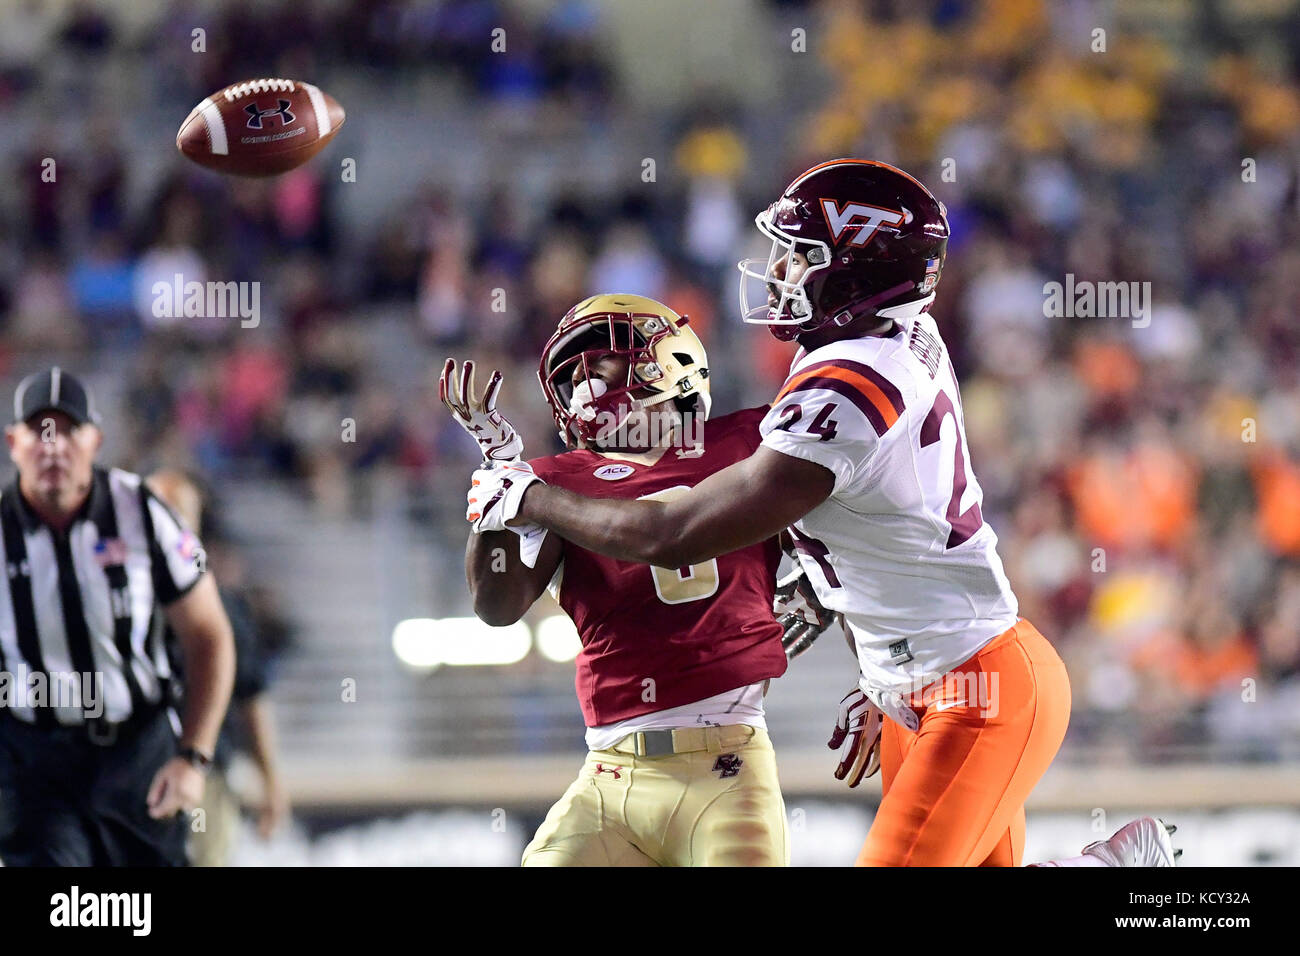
[738,207,833,334]
[543,320,659,447]
[538,294,711,450]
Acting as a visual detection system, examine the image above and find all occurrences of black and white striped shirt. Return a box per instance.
[0,466,204,727]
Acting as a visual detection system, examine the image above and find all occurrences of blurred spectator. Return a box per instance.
[17,127,66,251]
[588,223,667,301]
[59,1,115,55]
[8,252,83,351]
[82,119,127,236]
[1,0,1298,765]
[148,469,292,865]
[132,192,212,338]
[0,0,53,101]
[69,230,137,348]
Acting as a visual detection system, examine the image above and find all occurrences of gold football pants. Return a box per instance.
[522,725,788,867]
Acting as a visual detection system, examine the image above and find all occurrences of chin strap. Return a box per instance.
[816,290,937,338]
[876,291,937,320]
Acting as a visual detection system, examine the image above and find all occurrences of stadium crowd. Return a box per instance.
[0,0,1297,762]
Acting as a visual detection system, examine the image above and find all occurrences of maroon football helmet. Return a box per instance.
[738,159,950,341]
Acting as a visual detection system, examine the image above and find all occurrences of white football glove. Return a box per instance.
[774,564,835,661]
[442,358,549,566]
[466,460,543,534]
[440,358,525,463]
[827,687,884,787]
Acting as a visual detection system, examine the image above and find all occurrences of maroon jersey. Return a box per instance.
[528,406,787,726]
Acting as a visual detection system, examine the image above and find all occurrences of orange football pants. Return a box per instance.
[856,618,1071,867]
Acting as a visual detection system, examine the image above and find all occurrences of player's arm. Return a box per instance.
[440,357,561,624]
[239,693,291,838]
[141,485,235,760]
[466,526,563,626]
[516,447,833,568]
[164,574,236,759]
[148,572,236,818]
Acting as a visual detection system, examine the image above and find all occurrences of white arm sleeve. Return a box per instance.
[143,490,205,603]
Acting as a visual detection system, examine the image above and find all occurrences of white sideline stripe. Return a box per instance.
[273,756,1300,809]
[302,83,330,141]
[198,97,228,155]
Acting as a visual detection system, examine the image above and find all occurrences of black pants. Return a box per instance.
[0,708,189,866]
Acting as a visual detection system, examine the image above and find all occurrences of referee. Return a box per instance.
[0,367,236,866]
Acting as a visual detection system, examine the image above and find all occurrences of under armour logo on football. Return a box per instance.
[713,754,743,778]
[245,99,295,129]
[594,763,622,779]
[821,199,905,248]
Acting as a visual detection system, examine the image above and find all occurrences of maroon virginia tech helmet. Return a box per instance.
[738,159,950,341]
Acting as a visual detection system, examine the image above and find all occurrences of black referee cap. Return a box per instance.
[12,367,101,427]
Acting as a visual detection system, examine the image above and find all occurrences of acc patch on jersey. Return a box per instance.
[593,463,635,481]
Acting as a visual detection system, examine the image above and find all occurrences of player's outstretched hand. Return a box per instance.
[466,460,543,533]
[774,564,835,660]
[828,687,884,787]
[440,358,525,463]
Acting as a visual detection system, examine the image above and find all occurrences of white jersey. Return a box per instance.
[759,314,1019,695]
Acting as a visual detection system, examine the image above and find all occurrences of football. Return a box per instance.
[176,77,345,176]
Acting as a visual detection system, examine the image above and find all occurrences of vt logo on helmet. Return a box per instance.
[537,294,712,449]
[738,159,950,342]
[820,200,906,248]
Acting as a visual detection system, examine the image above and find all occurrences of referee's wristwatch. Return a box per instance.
[179,745,214,774]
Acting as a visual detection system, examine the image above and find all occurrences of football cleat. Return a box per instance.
[1081,816,1181,867]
